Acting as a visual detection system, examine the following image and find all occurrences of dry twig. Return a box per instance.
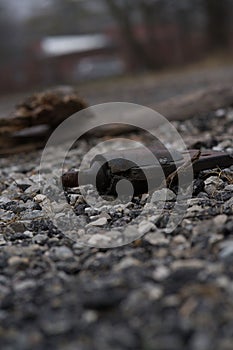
[165,150,201,188]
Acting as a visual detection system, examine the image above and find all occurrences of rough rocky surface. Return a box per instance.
[0,107,233,350]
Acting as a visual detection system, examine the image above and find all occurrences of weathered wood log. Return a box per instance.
[85,84,233,137]
[0,86,87,131]
[0,87,87,155]
[155,84,233,121]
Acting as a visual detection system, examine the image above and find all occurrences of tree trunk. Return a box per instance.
[205,0,230,49]
[105,0,155,70]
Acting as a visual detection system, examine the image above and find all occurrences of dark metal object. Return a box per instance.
[62,148,233,195]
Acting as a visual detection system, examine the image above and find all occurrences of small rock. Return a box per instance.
[8,256,29,267]
[53,203,70,213]
[173,235,187,244]
[213,214,227,227]
[192,179,205,196]
[40,313,74,335]
[87,217,107,227]
[208,234,223,246]
[186,205,203,214]
[21,210,44,220]
[215,108,225,118]
[0,197,12,205]
[69,194,80,205]
[14,279,36,292]
[141,193,149,202]
[153,266,170,281]
[82,310,98,323]
[204,176,223,186]
[87,234,111,246]
[225,184,233,192]
[51,246,73,260]
[219,241,233,260]
[171,259,205,270]
[138,221,156,235]
[99,212,111,221]
[144,232,169,246]
[33,194,47,203]
[187,198,204,206]
[25,184,40,194]
[227,108,233,121]
[9,221,27,233]
[204,176,223,196]
[191,332,212,350]
[152,188,176,203]
[0,209,15,222]
[224,197,233,211]
[148,215,160,224]
[32,234,48,245]
[0,235,6,246]
[215,276,230,289]
[85,207,99,216]
[114,257,141,271]
[82,288,125,310]
[123,226,140,242]
[23,230,34,238]
[145,284,163,300]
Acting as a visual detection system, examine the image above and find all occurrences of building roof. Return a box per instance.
[41,34,111,57]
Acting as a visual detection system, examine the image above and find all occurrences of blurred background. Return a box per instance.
[0,0,233,95]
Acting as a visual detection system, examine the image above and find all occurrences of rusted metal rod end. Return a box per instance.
[62,172,79,188]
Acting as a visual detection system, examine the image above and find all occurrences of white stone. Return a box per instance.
[215,109,225,117]
[141,193,149,202]
[204,176,222,185]
[213,215,228,226]
[144,232,169,246]
[87,234,111,246]
[151,188,176,203]
[153,266,170,281]
[52,246,73,259]
[33,194,47,203]
[23,230,33,238]
[138,221,156,235]
[87,217,107,227]
[69,194,80,205]
[204,177,223,193]
[83,311,98,323]
[171,259,205,270]
[187,205,203,213]
[173,235,187,244]
[99,212,111,220]
[144,284,163,300]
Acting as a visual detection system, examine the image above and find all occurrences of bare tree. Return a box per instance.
[204,0,231,49]
[104,0,157,69]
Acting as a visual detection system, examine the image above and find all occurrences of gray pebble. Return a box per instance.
[151,188,176,202]
[219,241,233,260]
[51,246,74,260]
[87,217,107,227]
[138,221,156,235]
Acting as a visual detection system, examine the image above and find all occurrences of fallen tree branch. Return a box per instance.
[164,150,201,188]
[155,84,233,121]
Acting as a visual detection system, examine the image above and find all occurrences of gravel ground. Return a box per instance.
[80,64,233,108]
[0,105,233,349]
